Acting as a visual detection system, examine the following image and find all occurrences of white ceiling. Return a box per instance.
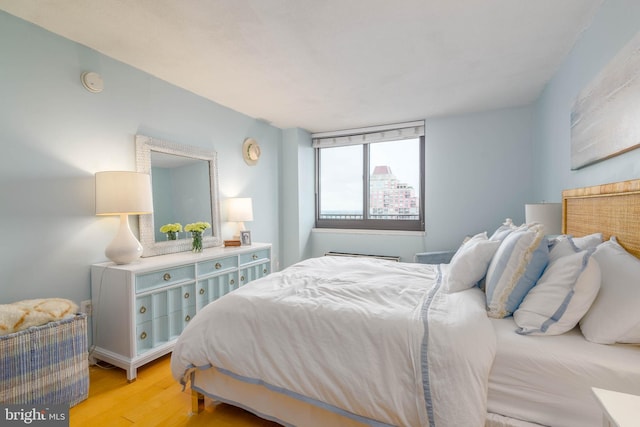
[0,0,603,133]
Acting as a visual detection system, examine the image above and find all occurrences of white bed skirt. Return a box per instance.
[191,368,541,427]
[192,368,369,427]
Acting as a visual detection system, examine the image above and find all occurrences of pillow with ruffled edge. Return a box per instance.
[580,237,640,344]
[444,232,501,293]
[485,224,549,318]
[514,249,600,335]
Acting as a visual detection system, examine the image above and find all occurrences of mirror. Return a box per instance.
[135,134,222,256]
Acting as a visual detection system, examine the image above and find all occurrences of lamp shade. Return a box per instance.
[227,198,254,222]
[95,171,153,215]
[525,203,562,235]
[95,171,153,264]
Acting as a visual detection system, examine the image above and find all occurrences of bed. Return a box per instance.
[171,178,640,427]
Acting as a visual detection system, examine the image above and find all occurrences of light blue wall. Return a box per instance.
[424,106,536,250]
[532,0,640,200]
[0,11,281,304]
[280,128,314,269]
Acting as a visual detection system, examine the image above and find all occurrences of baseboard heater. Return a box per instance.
[324,251,401,262]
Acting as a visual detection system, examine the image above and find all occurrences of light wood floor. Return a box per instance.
[70,354,280,426]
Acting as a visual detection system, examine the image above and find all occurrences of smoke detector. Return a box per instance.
[81,71,104,93]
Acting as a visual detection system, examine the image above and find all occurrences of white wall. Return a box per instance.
[0,12,281,304]
[532,0,640,200]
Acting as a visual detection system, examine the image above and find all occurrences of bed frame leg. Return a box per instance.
[191,390,205,414]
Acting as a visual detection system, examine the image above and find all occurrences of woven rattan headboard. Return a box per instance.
[562,179,640,259]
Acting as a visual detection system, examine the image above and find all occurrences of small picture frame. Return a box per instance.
[240,230,252,246]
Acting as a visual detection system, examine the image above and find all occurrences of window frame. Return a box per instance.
[314,131,425,232]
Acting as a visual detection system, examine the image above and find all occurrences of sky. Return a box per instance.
[320,138,420,212]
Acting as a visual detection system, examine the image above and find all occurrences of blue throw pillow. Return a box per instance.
[485,224,549,318]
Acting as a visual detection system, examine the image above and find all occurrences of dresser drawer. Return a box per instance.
[169,306,196,339]
[240,249,270,266]
[136,321,153,354]
[197,256,237,276]
[239,261,271,286]
[135,265,195,293]
[168,283,196,312]
[196,272,238,309]
[136,290,169,325]
[135,296,153,323]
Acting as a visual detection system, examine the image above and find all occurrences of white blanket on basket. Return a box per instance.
[171,257,496,427]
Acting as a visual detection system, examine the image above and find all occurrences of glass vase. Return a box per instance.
[191,231,203,253]
[166,231,178,241]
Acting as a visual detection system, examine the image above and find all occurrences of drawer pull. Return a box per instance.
[215,262,222,269]
[252,254,258,260]
[184,292,190,299]
[240,275,245,282]
[185,315,191,322]
[140,331,147,340]
[263,268,267,274]
[230,279,235,285]
[139,306,147,314]
[199,288,205,295]
[163,273,171,281]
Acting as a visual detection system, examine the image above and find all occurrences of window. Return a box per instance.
[314,121,425,231]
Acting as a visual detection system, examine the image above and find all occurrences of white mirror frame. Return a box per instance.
[135,134,222,256]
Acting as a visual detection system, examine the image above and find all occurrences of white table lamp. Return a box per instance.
[525,202,562,236]
[227,197,253,239]
[96,171,153,264]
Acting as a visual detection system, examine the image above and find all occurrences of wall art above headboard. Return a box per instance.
[570,31,640,170]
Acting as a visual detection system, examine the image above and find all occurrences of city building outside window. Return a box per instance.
[313,121,425,231]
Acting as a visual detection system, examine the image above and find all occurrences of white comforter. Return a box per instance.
[171,257,496,427]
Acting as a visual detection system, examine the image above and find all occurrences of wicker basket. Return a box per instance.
[0,313,89,407]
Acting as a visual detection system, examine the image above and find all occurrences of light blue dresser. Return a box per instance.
[90,243,271,381]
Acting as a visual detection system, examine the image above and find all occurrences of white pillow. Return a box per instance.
[548,233,603,256]
[514,250,600,335]
[444,232,501,293]
[489,218,522,241]
[573,233,603,250]
[580,237,640,344]
[548,236,580,262]
[485,224,549,318]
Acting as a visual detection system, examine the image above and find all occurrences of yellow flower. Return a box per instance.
[159,223,183,233]
[184,221,211,233]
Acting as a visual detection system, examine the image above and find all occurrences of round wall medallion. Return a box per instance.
[81,71,104,93]
[242,138,261,166]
